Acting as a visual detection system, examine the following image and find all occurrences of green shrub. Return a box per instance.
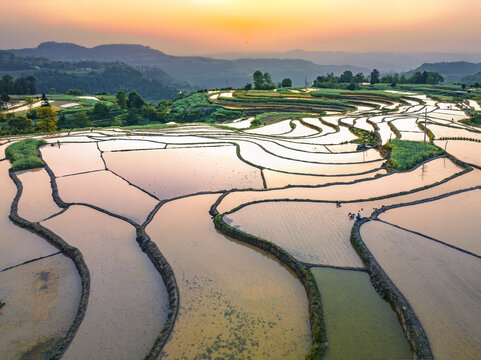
[350,127,377,146]
[5,138,46,171]
[384,139,444,171]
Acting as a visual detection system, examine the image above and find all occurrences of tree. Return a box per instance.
[25,76,37,94]
[157,100,171,111]
[116,90,127,108]
[1,75,14,94]
[243,83,252,90]
[370,69,380,85]
[127,90,145,109]
[67,89,85,96]
[142,105,166,123]
[184,109,204,122]
[1,93,10,109]
[57,112,68,128]
[353,73,366,83]
[281,78,292,87]
[462,83,466,90]
[125,109,141,125]
[7,115,34,132]
[72,111,91,128]
[26,109,37,119]
[37,107,57,132]
[41,93,50,107]
[346,81,357,90]
[253,70,263,90]
[380,75,392,83]
[262,72,275,89]
[90,102,110,120]
[339,71,353,83]
[253,71,275,90]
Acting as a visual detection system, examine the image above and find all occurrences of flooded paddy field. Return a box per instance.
[1,90,480,359]
[148,195,312,359]
[42,206,170,360]
[0,254,81,360]
[311,267,411,359]
[435,139,481,167]
[380,189,481,256]
[360,221,481,359]
[224,201,364,267]
[0,161,59,270]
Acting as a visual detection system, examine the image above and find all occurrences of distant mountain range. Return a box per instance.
[408,61,481,82]
[206,50,481,73]
[3,42,481,96]
[7,42,370,88]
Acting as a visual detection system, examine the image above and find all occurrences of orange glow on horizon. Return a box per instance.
[2,0,481,54]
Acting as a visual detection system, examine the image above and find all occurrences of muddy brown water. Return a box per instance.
[147,194,312,359]
[311,267,411,360]
[42,205,170,360]
[0,254,81,359]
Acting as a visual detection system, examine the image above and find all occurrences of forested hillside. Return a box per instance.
[0,51,194,100]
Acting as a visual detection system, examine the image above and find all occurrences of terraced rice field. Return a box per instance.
[360,221,481,360]
[1,89,480,359]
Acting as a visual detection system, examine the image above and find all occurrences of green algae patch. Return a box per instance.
[311,267,411,360]
[5,139,46,171]
[385,139,443,171]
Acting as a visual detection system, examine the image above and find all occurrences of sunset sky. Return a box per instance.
[1,0,480,55]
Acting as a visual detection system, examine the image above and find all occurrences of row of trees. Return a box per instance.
[314,69,444,89]
[0,74,37,95]
[244,71,292,90]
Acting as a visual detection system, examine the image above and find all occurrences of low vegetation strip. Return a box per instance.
[350,127,378,146]
[385,139,444,171]
[5,138,46,171]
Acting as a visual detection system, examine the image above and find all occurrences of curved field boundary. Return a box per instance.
[8,170,90,360]
[209,156,472,216]
[208,167,473,359]
[351,218,433,358]
[213,213,327,359]
[136,223,180,359]
[370,187,481,259]
[366,118,383,146]
[387,121,402,138]
[39,146,181,359]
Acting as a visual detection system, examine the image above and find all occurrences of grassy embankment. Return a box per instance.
[171,92,242,123]
[384,139,444,171]
[5,138,46,171]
